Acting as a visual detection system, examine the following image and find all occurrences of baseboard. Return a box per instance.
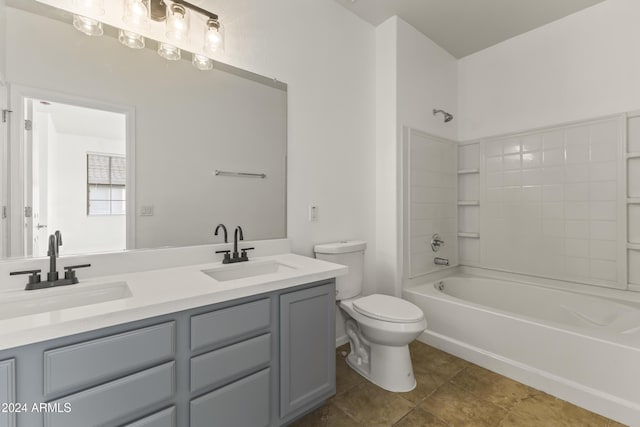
[417,331,640,427]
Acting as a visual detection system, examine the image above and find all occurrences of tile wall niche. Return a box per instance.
[464,116,627,289]
[628,113,640,291]
[403,128,458,278]
[458,143,481,264]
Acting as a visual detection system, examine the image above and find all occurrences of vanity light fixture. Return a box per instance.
[192,53,213,71]
[71,0,224,69]
[204,18,224,54]
[120,0,149,48]
[72,0,104,36]
[166,3,190,42]
[119,29,146,49]
[73,15,104,36]
[73,0,105,16]
[158,42,181,60]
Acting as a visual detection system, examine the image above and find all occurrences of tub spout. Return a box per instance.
[434,257,449,266]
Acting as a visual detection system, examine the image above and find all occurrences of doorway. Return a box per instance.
[6,87,131,258]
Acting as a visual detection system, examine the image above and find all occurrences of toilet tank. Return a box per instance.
[314,241,366,300]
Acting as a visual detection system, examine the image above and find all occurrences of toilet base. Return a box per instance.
[346,340,417,392]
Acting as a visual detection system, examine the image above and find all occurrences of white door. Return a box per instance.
[23,98,34,257]
[31,107,49,256]
[0,83,8,259]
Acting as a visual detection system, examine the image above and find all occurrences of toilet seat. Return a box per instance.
[352,294,424,323]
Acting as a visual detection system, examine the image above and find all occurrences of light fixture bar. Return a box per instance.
[149,0,218,22]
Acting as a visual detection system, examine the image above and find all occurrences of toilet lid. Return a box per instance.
[352,294,424,323]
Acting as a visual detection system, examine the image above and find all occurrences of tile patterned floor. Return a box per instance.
[293,341,628,427]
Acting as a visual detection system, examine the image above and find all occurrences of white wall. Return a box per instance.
[0,0,5,82]
[458,0,640,141]
[48,130,127,255]
[375,17,458,295]
[397,19,458,142]
[213,0,378,295]
[375,17,399,297]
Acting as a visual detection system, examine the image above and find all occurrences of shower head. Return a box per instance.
[433,109,454,123]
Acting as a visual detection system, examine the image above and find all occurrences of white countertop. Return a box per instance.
[0,253,347,351]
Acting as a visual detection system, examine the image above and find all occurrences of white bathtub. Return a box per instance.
[403,274,640,426]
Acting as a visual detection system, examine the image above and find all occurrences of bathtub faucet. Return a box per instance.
[434,257,449,266]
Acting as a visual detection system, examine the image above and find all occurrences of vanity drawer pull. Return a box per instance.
[191,299,270,353]
[44,322,175,397]
[190,333,271,393]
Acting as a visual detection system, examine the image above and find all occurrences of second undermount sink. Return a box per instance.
[202,260,297,282]
[0,281,132,320]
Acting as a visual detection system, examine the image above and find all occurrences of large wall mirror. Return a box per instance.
[0,0,287,260]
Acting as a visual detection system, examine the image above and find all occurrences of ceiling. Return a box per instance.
[33,101,126,141]
[333,0,606,58]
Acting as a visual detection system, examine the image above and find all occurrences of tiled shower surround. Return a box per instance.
[461,116,627,289]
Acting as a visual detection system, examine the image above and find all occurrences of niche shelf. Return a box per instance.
[457,169,480,175]
[458,232,480,239]
[457,201,480,206]
[626,153,640,160]
[628,243,640,251]
[628,198,640,205]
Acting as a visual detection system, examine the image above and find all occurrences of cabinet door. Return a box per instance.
[0,359,15,427]
[280,283,335,419]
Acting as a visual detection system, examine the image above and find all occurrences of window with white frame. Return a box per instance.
[87,154,126,216]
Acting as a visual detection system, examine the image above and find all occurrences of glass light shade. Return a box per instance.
[158,43,181,61]
[166,3,189,42]
[192,54,213,71]
[203,19,224,54]
[73,15,104,36]
[118,29,145,49]
[73,0,104,15]
[122,0,150,28]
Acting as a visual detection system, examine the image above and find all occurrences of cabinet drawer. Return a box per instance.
[190,368,270,427]
[191,299,270,352]
[44,362,175,427]
[44,322,175,396]
[191,333,270,393]
[125,406,176,427]
[0,359,15,427]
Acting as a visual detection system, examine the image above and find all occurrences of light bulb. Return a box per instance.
[73,0,104,15]
[73,15,104,36]
[123,0,149,28]
[158,43,181,61]
[203,19,224,54]
[166,3,189,42]
[118,29,145,49]
[192,54,213,71]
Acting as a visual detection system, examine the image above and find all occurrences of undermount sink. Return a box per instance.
[0,281,132,320]
[202,260,297,282]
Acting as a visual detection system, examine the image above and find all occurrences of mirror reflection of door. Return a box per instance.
[22,97,128,257]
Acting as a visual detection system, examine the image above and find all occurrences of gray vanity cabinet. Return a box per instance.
[0,279,335,427]
[0,359,16,427]
[279,284,336,421]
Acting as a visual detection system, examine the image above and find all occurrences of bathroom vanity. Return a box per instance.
[0,252,345,427]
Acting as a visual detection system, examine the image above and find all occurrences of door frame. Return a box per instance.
[8,84,136,257]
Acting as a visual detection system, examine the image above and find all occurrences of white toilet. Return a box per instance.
[314,241,427,392]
